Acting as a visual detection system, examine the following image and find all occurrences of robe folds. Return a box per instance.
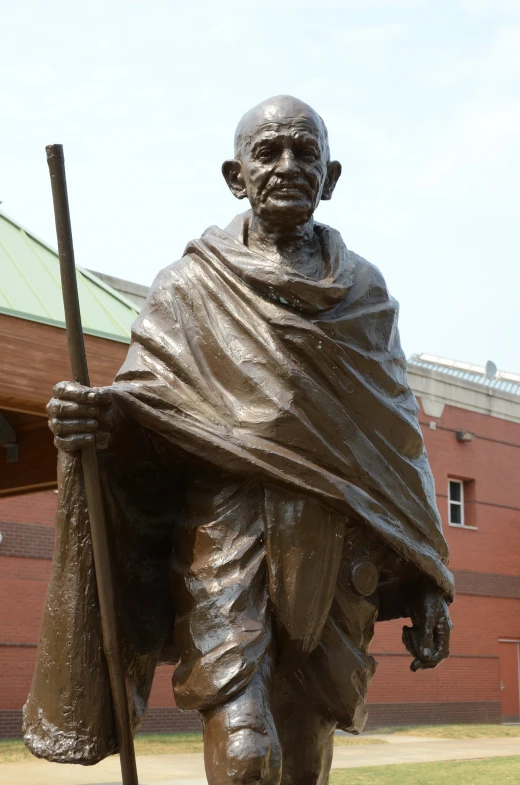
[24,211,453,764]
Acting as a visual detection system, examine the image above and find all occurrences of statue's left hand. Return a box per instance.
[402,583,452,672]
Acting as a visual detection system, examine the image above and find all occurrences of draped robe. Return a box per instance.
[23,212,453,764]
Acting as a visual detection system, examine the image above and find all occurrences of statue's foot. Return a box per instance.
[202,667,281,785]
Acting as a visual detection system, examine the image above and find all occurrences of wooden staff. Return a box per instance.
[46,144,139,785]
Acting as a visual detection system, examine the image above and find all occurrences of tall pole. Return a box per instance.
[46,144,139,785]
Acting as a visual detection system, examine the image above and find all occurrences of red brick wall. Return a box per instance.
[0,491,57,526]
[421,402,520,577]
[1,399,519,736]
[365,399,520,722]
[0,492,185,736]
[370,596,520,705]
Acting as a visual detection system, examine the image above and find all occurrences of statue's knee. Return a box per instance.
[226,727,281,785]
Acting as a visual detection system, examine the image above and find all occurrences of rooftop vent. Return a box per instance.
[485,361,497,380]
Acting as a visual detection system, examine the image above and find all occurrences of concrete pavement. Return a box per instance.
[3,734,520,784]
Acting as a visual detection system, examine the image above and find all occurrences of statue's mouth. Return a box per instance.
[270,185,309,198]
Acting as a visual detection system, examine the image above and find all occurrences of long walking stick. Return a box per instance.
[46,144,139,785]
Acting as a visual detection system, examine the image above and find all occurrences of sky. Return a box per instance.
[1,0,519,370]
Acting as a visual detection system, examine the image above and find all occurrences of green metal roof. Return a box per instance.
[0,210,139,343]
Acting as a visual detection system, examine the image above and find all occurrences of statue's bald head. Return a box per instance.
[234,95,330,161]
[223,95,341,218]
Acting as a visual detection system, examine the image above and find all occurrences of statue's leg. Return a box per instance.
[170,471,280,784]
[201,655,282,785]
[272,671,336,785]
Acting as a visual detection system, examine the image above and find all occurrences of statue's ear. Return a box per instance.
[222,160,247,200]
[321,160,342,201]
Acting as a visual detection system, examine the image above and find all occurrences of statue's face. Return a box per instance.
[224,99,340,228]
[239,115,328,225]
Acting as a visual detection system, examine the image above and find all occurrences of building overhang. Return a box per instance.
[0,313,128,497]
[408,366,520,425]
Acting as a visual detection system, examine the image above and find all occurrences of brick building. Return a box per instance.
[368,354,520,727]
[1,210,519,736]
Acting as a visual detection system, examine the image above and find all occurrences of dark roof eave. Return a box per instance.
[0,307,131,345]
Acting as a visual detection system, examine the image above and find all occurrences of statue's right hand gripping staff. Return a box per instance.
[46,144,139,785]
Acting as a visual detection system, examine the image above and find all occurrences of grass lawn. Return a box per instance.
[2,723,519,763]
[0,740,35,764]
[330,756,520,785]
[0,731,385,763]
[135,733,383,754]
[334,736,385,746]
[372,723,520,739]
[135,732,203,754]
[0,733,204,763]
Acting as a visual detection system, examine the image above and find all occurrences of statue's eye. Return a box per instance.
[300,147,318,160]
[256,146,276,162]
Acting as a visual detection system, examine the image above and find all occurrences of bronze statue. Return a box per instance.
[24,96,453,785]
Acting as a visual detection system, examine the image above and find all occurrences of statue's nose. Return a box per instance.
[275,149,297,173]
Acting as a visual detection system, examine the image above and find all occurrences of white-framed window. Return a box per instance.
[448,479,464,526]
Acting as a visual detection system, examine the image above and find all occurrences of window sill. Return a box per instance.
[448,523,478,531]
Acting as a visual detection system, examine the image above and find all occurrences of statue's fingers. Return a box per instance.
[402,625,412,653]
[87,386,113,410]
[425,652,447,669]
[46,400,99,419]
[51,418,98,436]
[411,620,451,672]
[433,616,452,662]
[53,381,93,403]
[402,625,420,658]
[95,407,116,425]
[54,434,95,453]
[419,623,435,662]
[403,625,436,672]
[411,657,438,671]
